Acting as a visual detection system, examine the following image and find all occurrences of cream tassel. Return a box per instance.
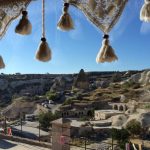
[57,3,74,31]
[36,0,52,62]
[0,55,5,69]
[15,10,32,35]
[88,0,97,11]
[96,35,118,63]
[140,0,150,22]
[36,38,51,62]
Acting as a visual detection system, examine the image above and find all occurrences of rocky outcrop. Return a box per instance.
[73,69,89,90]
[123,112,150,128]
[128,70,150,85]
[0,79,8,90]
[2,98,36,119]
[50,76,66,92]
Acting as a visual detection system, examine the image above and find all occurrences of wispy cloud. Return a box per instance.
[140,22,150,34]
[69,20,85,40]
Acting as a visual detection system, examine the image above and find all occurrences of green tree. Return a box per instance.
[39,112,60,129]
[46,92,57,100]
[126,119,142,137]
[39,112,58,129]
[112,128,130,150]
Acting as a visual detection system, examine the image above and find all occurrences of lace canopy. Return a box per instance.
[0,0,31,38]
[0,0,149,67]
[64,0,128,33]
[0,0,128,38]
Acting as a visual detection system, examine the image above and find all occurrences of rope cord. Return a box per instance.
[42,0,45,38]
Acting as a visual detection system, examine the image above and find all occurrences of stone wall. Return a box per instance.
[0,133,51,149]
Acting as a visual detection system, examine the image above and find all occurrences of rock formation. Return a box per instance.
[73,69,89,90]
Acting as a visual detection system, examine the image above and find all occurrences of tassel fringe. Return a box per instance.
[0,55,5,69]
[96,35,118,63]
[140,0,150,22]
[88,0,97,11]
[57,3,74,31]
[15,11,32,35]
[36,38,52,62]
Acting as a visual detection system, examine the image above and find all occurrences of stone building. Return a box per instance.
[58,102,93,118]
[52,118,71,150]
[95,110,123,120]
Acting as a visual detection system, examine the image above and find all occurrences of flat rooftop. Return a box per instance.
[95,110,123,114]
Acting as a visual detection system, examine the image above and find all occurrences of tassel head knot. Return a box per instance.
[41,37,46,42]
[103,34,109,39]
[22,10,28,16]
[63,3,69,13]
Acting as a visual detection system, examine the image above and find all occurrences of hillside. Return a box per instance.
[0,69,150,118]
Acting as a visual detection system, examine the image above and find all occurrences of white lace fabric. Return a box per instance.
[65,0,128,33]
[0,0,128,38]
[0,0,31,38]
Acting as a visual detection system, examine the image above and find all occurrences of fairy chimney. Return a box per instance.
[73,69,89,90]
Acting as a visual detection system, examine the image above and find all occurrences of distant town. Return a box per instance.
[0,69,150,150]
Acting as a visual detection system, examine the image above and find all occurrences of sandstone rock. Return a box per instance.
[0,79,8,90]
[50,76,66,92]
[73,69,89,90]
[128,70,150,86]
[124,112,150,128]
[128,73,141,83]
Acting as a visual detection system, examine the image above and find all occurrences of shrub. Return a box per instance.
[46,92,57,100]
[121,81,140,89]
[63,97,74,105]
[126,119,142,137]
[39,111,59,129]
[145,104,150,109]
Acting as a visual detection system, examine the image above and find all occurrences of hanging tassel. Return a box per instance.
[15,10,32,35]
[140,0,150,22]
[36,0,51,62]
[36,37,51,62]
[88,0,97,11]
[96,34,118,63]
[57,3,74,31]
[0,55,5,69]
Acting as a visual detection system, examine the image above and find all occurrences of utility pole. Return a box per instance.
[20,117,22,133]
[85,137,87,150]
[111,129,114,150]
[20,112,23,133]
[112,136,114,150]
[4,116,7,135]
[39,122,41,142]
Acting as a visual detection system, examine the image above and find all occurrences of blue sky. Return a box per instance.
[0,0,150,74]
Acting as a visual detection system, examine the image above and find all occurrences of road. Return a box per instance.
[0,139,50,150]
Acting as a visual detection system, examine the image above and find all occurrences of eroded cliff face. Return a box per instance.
[128,70,150,86]
[0,74,74,104]
[0,69,144,107]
